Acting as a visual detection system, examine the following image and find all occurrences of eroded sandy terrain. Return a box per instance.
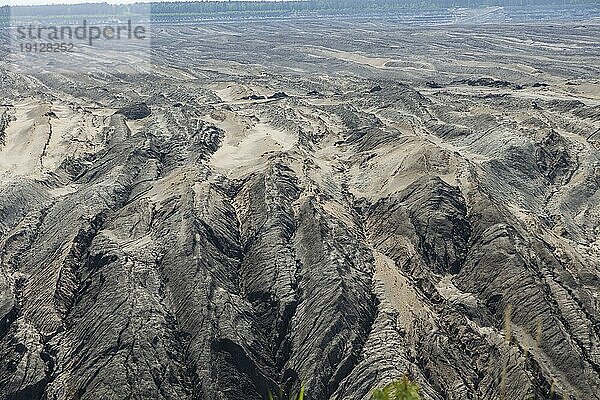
[0,20,599,400]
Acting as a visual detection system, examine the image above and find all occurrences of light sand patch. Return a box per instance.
[207,111,296,177]
[155,65,200,81]
[211,82,254,102]
[347,136,464,201]
[209,82,286,103]
[304,98,346,106]
[304,46,390,68]
[373,251,434,332]
[0,99,113,180]
[456,59,541,75]
[435,275,479,308]
[48,185,79,197]
[560,81,600,102]
[304,46,435,71]
[0,99,51,178]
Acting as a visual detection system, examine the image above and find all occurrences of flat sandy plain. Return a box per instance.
[0,18,599,400]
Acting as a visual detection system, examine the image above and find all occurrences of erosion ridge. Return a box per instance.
[0,20,599,400]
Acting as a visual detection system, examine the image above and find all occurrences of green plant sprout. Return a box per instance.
[372,376,421,400]
[268,386,304,400]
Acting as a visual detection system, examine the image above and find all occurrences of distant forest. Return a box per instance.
[1,0,598,18]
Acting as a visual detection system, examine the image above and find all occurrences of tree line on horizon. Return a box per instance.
[1,0,596,18]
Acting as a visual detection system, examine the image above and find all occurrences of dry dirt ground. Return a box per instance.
[0,20,599,400]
